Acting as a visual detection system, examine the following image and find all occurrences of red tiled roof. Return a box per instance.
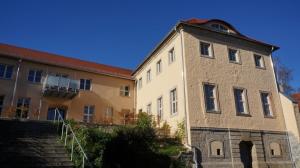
[182,18,279,50]
[0,43,133,79]
[292,93,300,107]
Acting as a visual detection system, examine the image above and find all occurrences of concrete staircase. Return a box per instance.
[0,119,73,168]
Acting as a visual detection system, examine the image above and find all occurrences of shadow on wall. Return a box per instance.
[288,132,300,167]
[194,147,203,168]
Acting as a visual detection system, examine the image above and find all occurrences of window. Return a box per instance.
[146,103,152,114]
[210,141,224,156]
[16,98,31,118]
[200,42,213,57]
[28,70,42,83]
[204,84,218,112]
[0,64,13,79]
[106,107,113,117]
[83,105,94,123]
[270,142,281,156]
[211,24,229,33]
[156,60,162,74]
[157,97,163,119]
[138,109,142,113]
[0,96,4,115]
[146,69,151,82]
[228,48,239,63]
[138,78,143,89]
[80,79,91,90]
[168,48,175,64]
[120,86,130,96]
[170,88,178,115]
[254,54,265,68]
[261,92,273,117]
[234,88,248,114]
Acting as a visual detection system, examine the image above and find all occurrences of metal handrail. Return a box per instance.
[53,108,89,168]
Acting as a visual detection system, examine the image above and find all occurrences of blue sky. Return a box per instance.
[0,0,299,89]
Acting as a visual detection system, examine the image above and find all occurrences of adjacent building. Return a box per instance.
[0,44,135,125]
[0,18,296,167]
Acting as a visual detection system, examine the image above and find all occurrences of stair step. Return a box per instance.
[0,119,74,167]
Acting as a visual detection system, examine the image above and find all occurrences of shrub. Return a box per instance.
[175,120,185,143]
[102,126,170,168]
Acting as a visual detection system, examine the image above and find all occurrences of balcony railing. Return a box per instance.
[42,75,79,99]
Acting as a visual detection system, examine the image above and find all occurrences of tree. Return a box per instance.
[273,56,295,95]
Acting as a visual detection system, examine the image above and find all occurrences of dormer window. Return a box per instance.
[211,24,229,33]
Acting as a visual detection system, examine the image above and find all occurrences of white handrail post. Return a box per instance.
[71,135,75,161]
[54,110,57,123]
[64,125,68,146]
[61,124,65,140]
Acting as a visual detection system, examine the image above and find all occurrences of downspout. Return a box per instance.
[176,26,191,147]
[270,47,295,168]
[11,59,22,107]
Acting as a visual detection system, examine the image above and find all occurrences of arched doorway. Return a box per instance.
[239,141,253,168]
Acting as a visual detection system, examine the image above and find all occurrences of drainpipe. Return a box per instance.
[11,59,22,107]
[176,26,191,147]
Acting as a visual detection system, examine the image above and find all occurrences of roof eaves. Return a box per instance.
[132,22,182,76]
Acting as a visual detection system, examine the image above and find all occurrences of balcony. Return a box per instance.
[42,75,79,99]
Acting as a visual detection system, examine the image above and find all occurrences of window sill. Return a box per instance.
[0,78,13,80]
[236,113,251,117]
[255,66,266,70]
[229,61,241,65]
[206,110,221,114]
[201,55,214,59]
[264,115,275,119]
[209,155,224,158]
[170,112,178,118]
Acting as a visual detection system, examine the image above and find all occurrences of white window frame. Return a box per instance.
[120,85,130,96]
[138,78,143,89]
[168,48,175,64]
[170,88,178,115]
[146,103,152,114]
[80,79,92,91]
[200,42,213,58]
[233,87,249,115]
[28,69,43,83]
[146,69,151,83]
[16,97,31,118]
[157,96,163,119]
[83,105,94,123]
[156,60,162,74]
[105,106,113,118]
[228,48,240,63]
[0,64,14,79]
[254,54,265,69]
[203,83,219,112]
[260,92,273,117]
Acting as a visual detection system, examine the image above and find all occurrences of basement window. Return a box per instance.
[210,140,224,157]
[270,142,281,156]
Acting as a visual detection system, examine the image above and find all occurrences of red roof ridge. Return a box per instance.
[0,43,133,79]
